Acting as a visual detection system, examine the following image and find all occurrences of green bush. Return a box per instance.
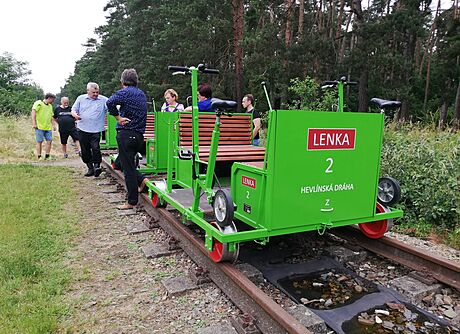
[380,125,459,232]
[287,77,338,111]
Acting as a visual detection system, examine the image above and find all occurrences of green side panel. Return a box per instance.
[101,114,118,148]
[175,158,192,188]
[107,115,118,146]
[145,112,175,172]
[231,164,265,228]
[146,138,155,166]
[267,110,384,231]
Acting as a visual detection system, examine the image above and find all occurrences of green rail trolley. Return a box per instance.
[146,66,403,262]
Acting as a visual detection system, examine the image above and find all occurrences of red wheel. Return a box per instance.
[208,221,239,263]
[151,192,166,208]
[111,161,116,169]
[359,202,393,239]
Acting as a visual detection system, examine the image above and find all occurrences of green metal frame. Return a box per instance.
[146,68,403,254]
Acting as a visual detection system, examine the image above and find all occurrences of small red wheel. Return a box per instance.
[208,221,239,263]
[111,161,116,169]
[151,180,167,208]
[359,202,393,239]
[151,192,166,208]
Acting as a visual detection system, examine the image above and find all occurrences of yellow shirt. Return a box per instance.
[32,100,53,130]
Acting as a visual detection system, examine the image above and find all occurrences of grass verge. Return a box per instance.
[0,164,77,333]
[0,115,62,162]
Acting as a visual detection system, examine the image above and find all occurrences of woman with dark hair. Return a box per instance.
[106,68,148,210]
[185,83,213,112]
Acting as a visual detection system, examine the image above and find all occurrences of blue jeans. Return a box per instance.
[252,139,260,146]
[35,129,52,142]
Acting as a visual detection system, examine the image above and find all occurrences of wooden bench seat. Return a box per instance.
[240,161,265,169]
[183,145,266,162]
[179,113,265,162]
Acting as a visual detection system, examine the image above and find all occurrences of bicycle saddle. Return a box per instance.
[371,98,401,109]
[211,98,237,112]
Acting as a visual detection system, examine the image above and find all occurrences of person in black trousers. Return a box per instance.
[106,69,148,209]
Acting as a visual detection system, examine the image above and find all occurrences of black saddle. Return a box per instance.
[211,98,237,112]
[371,98,401,109]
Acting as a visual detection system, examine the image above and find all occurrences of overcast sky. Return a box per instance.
[0,0,108,93]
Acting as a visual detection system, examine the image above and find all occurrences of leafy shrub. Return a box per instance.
[287,77,338,111]
[380,125,459,232]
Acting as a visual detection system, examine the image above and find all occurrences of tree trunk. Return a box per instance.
[454,81,460,130]
[351,0,368,111]
[285,0,295,47]
[438,100,448,130]
[338,12,352,64]
[298,0,305,40]
[358,70,369,112]
[328,0,335,38]
[231,0,244,112]
[336,0,345,40]
[422,34,437,112]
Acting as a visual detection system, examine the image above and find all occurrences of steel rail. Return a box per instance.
[103,161,311,334]
[332,226,460,291]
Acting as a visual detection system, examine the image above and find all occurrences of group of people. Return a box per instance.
[31,69,261,209]
[160,84,261,145]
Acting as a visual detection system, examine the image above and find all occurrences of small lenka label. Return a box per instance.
[244,203,252,214]
[242,175,256,189]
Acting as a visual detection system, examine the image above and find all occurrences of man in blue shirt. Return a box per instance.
[106,68,148,210]
[71,82,108,177]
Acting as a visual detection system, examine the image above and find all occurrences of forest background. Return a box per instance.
[0,0,458,244]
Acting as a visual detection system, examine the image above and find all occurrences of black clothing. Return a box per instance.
[251,108,261,140]
[84,163,94,177]
[106,86,148,135]
[54,106,77,133]
[59,127,79,145]
[78,130,102,165]
[116,129,145,205]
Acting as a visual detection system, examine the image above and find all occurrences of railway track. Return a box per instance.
[103,159,311,334]
[102,159,459,333]
[330,227,460,291]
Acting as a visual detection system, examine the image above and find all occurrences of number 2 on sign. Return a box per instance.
[325,158,333,173]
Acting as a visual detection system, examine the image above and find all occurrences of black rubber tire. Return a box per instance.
[213,189,234,228]
[377,177,401,206]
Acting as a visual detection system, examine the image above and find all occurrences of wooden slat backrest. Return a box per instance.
[179,113,251,146]
[144,113,155,139]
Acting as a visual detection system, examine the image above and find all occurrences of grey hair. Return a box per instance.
[121,68,138,87]
[87,82,99,90]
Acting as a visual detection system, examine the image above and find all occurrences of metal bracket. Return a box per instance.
[254,238,269,246]
[205,233,213,251]
[317,222,333,236]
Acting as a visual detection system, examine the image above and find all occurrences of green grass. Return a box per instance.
[0,164,77,333]
[0,115,62,162]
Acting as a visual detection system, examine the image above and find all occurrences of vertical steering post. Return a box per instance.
[190,67,202,213]
[166,117,173,192]
[338,81,344,113]
[190,67,199,155]
[205,114,221,190]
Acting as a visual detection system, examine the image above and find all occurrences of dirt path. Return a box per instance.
[51,159,237,333]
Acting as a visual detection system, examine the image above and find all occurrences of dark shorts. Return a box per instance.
[59,127,79,145]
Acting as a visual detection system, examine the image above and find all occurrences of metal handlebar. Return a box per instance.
[168,64,219,75]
